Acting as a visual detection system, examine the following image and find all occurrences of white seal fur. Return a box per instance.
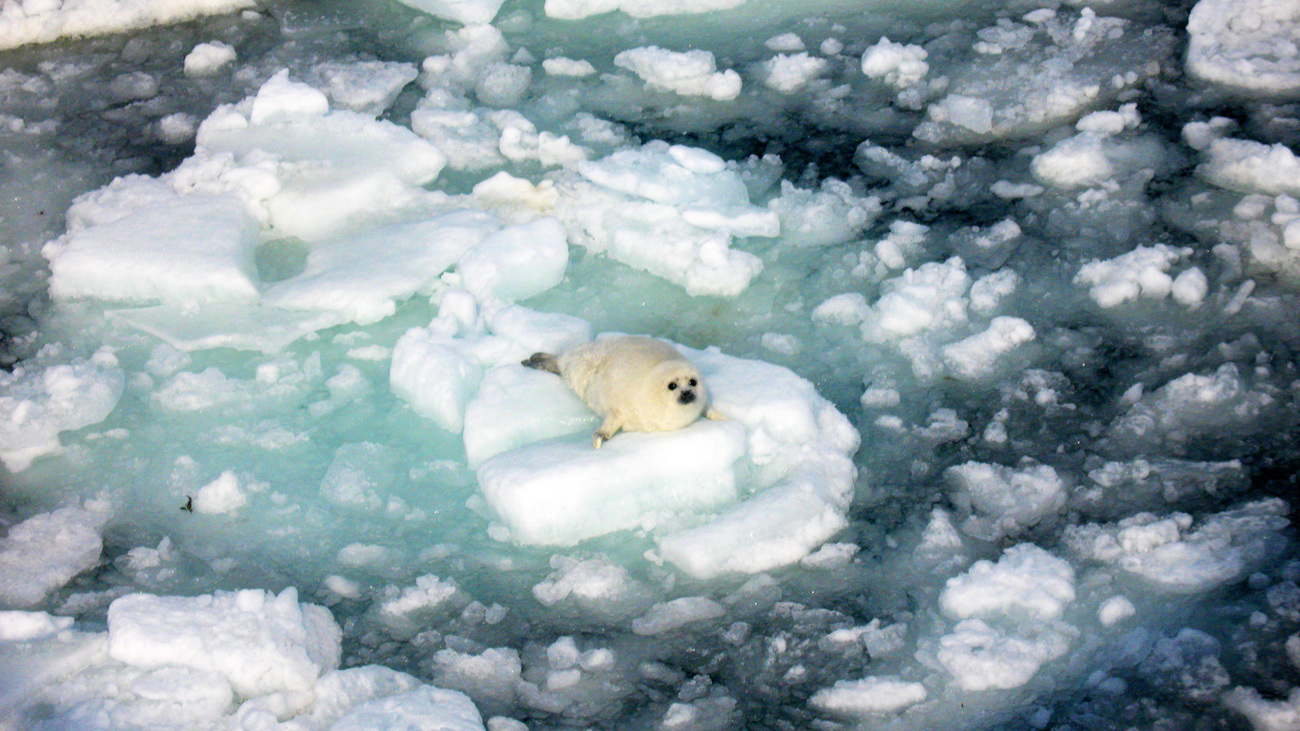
[522,335,724,448]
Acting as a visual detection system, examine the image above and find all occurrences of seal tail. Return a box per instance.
[522,352,561,375]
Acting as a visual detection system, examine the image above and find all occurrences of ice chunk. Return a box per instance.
[940,543,1076,621]
[613,46,741,101]
[462,365,598,467]
[940,316,1035,383]
[184,41,236,78]
[1223,687,1300,731]
[631,597,726,635]
[1198,138,1300,198]
[331,685,485,731]
[0,503,107,608]
[192,470,249,515]
[478,419,747,544]
[0,350,124,470]
[945,461,1065,539]
[195,73,447,241]
[0,0,254,50]
[1064,499,1290,593]
[937,617,1075,691]
[767,179,881,247]
[1187,0,1300,95]
[532,555,654,623]
[1074,244,1192,308]
[307,60,420,115]
[809,676,927,715]
[394,0,504,25]
[263,210,500,325]
[44,193,259,306]
[457,218,569,302]
[391,327,484,434]
[106,587,341,701]
[0,611,75,641]
[544,0,747,20]
[761,53,827,93]
[860,38,929,89]
[554,142,775,295]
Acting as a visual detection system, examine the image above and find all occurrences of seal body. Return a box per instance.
[523,336,722,448]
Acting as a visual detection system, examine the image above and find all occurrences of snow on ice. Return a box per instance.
[2,0,1300,728]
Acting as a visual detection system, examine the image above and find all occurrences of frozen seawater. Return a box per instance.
[2,0,1300,729]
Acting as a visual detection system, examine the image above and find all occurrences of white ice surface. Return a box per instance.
[0,0,253,50]
[0,503,107,608]
[1186,0,1300,95]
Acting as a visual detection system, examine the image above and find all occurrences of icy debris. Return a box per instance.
[945,461,1066,539]
[1097,596,1136,626]
[531,555,655,623]
[306,60,419,115]
[0,348,124,471]
[940,544,1076,621]
[931,544,1078,691]
[1138,628,1229,703]
[45,193,260,306]
[543,0,748,20]
[0,611,75,641]
[1074,244,1198,308]
[192,470,249,515]
[107,587,341,701]
[394,0,505,25]
[767,179,881,247]
[1107,364,1275,450]
[761,53,827,93]
[478,419,747,544]
[0,502,108,608]
[1186,0,1300,96]
[914,10,1170,145]
[0,0,254,50]
[632,597,726,635]
[553,141,775,296]
[1031,110,1168,190]
[432,647,523,714]
[613,46,742,101]
[1224,687,1300,731]
[936,617,1075,691]
[810,676,927,716]
[183,41,236,78]
[331,685,486,731]
[765,33,804,52]
[1198,139,1300,198]
[940,317,1036,383]
[1064,499,1290,593]
[860,38,929,89]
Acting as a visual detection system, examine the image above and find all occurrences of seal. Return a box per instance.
[522,335,724,448]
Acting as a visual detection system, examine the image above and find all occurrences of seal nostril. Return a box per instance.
[678,390,696,405]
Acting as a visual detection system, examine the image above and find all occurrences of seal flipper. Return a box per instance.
[705,407,726,421]
[593,411,624,449]
[522,352,561,375]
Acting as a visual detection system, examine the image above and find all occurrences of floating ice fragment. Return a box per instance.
[613,46,742,101]
[0,503,107,607]
[809,676,927,715]
[107,587,341,701]
[393,0,505,24]
[184,41,236,78]
[1187,0,1300,95]
[544,0,748,20]
[631,597,726,635]
[939,543,1076,621]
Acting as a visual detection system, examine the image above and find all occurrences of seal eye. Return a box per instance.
[667,382,677,391]
[688,378,697,387]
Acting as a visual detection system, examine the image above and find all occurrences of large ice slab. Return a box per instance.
[477,419,747,545]
[471,336,859,577]
[107,587,341,700]
[0,0,253,50]
[0,503,107,608]
[0,348,124,471]
[44,193,260,306]
[1187,0,1300,96]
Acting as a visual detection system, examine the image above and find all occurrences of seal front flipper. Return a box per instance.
[522,352,561,375]
[593,411,624,449]
[705,407,726,421]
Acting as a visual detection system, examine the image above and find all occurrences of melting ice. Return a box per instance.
[1,0,1299,728]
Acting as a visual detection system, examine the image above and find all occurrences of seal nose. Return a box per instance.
[678,389,696,405]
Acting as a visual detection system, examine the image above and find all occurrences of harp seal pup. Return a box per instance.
[522,335,724,448]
